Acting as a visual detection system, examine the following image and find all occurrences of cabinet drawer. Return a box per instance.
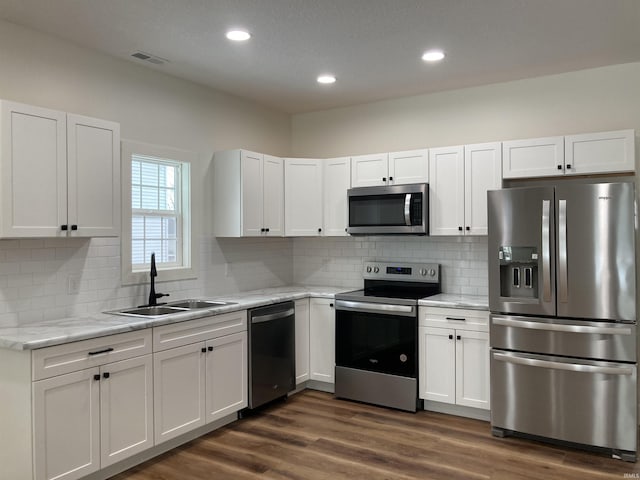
[153,310,247,352]
[419,307,489,332]
[32,329,152,381]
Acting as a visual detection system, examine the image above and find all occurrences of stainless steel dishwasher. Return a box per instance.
[247,301,296,409]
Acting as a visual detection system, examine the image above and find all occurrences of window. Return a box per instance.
[121,140,196,284]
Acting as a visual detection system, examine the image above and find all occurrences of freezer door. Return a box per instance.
[491,350,637,454]
[556,182,636,321]
[488,187,556,316]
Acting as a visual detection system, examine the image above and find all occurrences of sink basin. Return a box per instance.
[167,299,236,309]
[118,305,185,317]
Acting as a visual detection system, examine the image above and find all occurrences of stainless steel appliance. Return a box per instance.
[335,261,441,411]
[247,301,295,409]
[488,182,637,461]
[347,183,428,235]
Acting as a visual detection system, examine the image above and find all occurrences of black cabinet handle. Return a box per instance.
[266,227,270,233]
[103,372,110,379]
[260,228,265,232]
[61,225,68,231]
[389,176,393,181]
[329,303,334,308]
[208,346,213,352]
[382,177,387,182]
[458,226,463,231]
[465,226,470,231]
[318,228,322,233]
[201,347,206,353]
[446,316,466,322]
[71,225,78,231]
[93,374,101,381]
[566,164,572,169]
[448,334,453,340]
[557,165,562,170]
[456,335,461,340]
[88,347,114,356]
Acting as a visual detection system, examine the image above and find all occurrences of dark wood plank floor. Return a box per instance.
[112,390,640,479]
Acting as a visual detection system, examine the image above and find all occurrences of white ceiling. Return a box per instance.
[1,0,639,114]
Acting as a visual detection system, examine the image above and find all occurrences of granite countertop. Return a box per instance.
[418,293,489,311]
[0,286,349,351]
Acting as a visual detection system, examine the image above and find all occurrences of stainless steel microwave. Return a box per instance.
[347,183,428,235]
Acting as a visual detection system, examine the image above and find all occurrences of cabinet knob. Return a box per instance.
[61,225,68,231]
[329,303,334,308]
[382,177,387,182]
[465,226,470,231]
[557,165,562,170]
[265,227,270,233]
[458,226,463,231]
[448,334,453,340]
[208,346,213,352]
[566,164,572,169]
[260,228,265,232]
[318,228,322,233]
[389,176,393,181]
[201,347,206,353]
[93,374,101,381]
[71,225,78,231]
[456,335,461,340]
[103,372,110,379]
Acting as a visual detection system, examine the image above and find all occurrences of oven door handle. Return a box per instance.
[492,351,634,376]
[335,300,415,317]
[492,316,633,335]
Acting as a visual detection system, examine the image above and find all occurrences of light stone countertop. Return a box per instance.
[0,286,349,351]
[418,293,489,311]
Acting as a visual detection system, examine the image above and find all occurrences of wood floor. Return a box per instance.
[112,390,640,480]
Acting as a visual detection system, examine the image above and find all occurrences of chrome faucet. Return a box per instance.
[148,253,169,306]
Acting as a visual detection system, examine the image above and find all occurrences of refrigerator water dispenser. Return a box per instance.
[499,246,538,299]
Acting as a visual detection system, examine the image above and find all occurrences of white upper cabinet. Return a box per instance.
[351,153,389,187]
[502,136,563,179]
[213,149,284,237]
[503,130,634,178]
[323,157,350,236]
[351,150,428,187]
[284,158,323,236]
[564,129,635,175]
[430,143,501,236]
[0,100,120,238]
[388,149,429,185]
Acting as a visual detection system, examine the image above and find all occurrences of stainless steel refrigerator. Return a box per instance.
[488,181,637,461]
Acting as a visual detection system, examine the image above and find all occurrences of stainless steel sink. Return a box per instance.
[167,299,236,309]
[117,305,186,316]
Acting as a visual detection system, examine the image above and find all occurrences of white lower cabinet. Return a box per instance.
[152,312,248,444]
[419,307,490,411]
[295,298,311,384]
[32,349,153,480]
[309,298,335,383]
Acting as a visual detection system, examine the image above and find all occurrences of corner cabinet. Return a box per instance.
[213,150,284,237]
[430,142,501,236]
[284,158,323,236]
[418,307,490,411]
[0,100,120,237]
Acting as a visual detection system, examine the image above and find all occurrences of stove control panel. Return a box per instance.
[363,261,440,283]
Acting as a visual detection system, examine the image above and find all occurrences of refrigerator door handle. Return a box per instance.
[492,316,633,335]
[492,351,634,376]
[541,200,551,302]
[558,199,568,303]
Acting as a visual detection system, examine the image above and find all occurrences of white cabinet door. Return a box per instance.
[33,368,100,480]
[429,146,464,236]
[284,158,323,236]
[295,298,310,384]
[100,355,153,467]
[565,129,635,175]
[502,136,564,178]
[0,101,67,237]
[309,298,335,383]
[67,114,120,237]
[323,157,350,236]
[262,154,284,236]
[205,331,248,423]
[351,153,389,187]
[153,343,206,444]
[419,326,455,404]
[464,142,502,235]
[455,330,490,410]
[388,149,429,185]
[241,150,264,236]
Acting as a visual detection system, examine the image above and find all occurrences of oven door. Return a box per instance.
[335,300,417,378]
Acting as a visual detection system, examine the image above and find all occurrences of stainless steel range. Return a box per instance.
[334,261,441,412]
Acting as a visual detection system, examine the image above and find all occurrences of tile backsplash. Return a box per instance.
[0,234,487,326]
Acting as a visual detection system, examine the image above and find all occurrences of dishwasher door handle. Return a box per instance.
[251,308,295,324]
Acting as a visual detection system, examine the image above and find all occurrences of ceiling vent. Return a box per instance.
[130,51,168,65]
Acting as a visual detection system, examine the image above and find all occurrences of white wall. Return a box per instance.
[0,20,293,325]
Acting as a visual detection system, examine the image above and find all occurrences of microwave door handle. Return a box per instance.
[404,194,411,226]
[541,199,551,302]
[558,199,568,303]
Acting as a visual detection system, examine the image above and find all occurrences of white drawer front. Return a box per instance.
[419,307,489,332]
[32,329,152,380]
[153,310,247,352]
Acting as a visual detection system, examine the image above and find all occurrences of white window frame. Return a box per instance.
[121,140,197,285]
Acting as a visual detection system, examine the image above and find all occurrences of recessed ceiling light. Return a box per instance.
[422,49,445,62]
[226,29,251,42]
[317,75,336,84]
